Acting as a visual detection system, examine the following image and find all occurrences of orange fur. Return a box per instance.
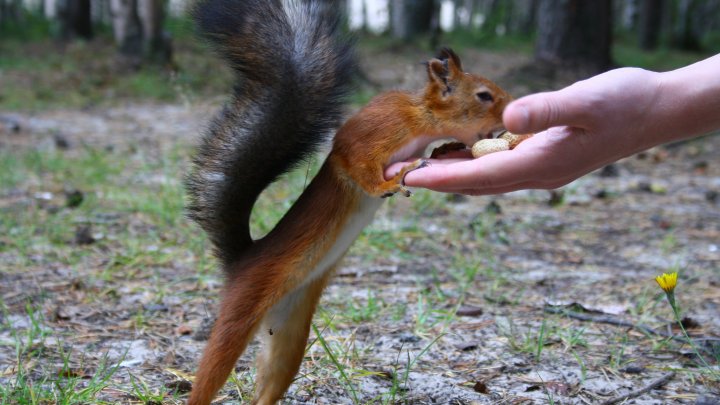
[189,49,523,404]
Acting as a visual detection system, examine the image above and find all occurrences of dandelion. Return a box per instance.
[654,272,678,294]
[654,271,719,379]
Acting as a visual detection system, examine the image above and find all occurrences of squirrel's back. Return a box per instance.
[186,0,355,267]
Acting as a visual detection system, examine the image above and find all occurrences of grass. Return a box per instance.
[339,290,385,323]
[0,144,192,271]
[0,301,124,404]
[128,373,166,404]
[308,310,447,405]
[0,34,232,111]
[310,323,360,403]
[0,139,214,401]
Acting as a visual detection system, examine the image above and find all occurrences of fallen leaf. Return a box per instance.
[545,381,572,395]
[163,367,195,381]
[620,365,645,374]
[177,325,193,335]
[456,305,484,317]
[473,380,489,394]
[454,342,478,351]
[165,379,193,393]
[74,225,95,245]
[680,317,700,329]
[57,367,87,378]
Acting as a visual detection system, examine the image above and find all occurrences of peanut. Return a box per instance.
[471,138,510,158]
[498,131,528,149]
[471,131,533,158]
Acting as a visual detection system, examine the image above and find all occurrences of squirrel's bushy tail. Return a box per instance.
[186,0,355,266]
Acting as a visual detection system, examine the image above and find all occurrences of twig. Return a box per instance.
[543,306,715,353]
[544,305,667,336]
[600,372,675,405]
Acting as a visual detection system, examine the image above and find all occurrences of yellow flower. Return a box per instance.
[655,272,678,293]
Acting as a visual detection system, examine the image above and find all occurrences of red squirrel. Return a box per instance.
[186,1,520,404]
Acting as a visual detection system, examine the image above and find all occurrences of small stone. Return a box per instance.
[706,190,718,203]
[473,381,489,394]
[599,164,619,178]
[65,189,84,208]
[74,225,95,245]
[695,395,720,405]
[398,333,420,343]
[620,365,645,374]
[484,200,502,215]
[54,133,71,149]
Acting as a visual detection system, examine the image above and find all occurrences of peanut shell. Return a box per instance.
[471,138,510,158]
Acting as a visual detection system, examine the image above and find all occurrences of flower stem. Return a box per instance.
[666,292,719,379]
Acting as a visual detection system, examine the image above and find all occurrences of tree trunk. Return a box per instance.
[58,0,93,40]
[620,0,638,31]
[137,0,172,64]
[0,0,23,28]
[535,0,612,74]
[111,0,172,67]
[362,0,369,33]
[465,0,478,28]
[673,0,702,51]
[480,0,502,36]
[511,0,538,36]
[391,0,437,41]
[111,0,143,62]
[638,0,663,50]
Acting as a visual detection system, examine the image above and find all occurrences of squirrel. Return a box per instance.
[186,1,526,404]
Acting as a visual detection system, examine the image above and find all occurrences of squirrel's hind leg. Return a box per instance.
[253,270,335,405]
[188,291,264,405]
[189,267,288,405]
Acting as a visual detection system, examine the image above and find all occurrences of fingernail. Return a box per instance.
[505,102,530,133]
[516,104,530,131]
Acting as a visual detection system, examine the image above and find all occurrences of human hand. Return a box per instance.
[386,67,667,195]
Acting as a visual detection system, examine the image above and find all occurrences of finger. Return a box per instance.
[503,87,592,134]
[384,158,471,180]
[455,181,540,196]
[426,173,577,195]
[401,150,534,191]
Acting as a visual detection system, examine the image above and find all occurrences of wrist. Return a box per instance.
[654,55,720,144]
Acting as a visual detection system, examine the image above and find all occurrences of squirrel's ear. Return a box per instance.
[437,47,463,76]
[426,59,448,85]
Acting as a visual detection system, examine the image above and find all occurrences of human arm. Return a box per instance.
[385,53,720,195]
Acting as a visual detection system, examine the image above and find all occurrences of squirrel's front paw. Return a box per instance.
[376,159,428,198]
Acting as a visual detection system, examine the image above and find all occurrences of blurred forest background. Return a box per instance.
[1,0,720,111]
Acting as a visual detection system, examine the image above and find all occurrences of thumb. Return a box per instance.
[503,87,590,134]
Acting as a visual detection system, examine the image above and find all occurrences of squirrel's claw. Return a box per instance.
[400,159,429,184]
[381,185,413,198]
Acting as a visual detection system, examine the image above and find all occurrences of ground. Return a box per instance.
[0,44,719,404]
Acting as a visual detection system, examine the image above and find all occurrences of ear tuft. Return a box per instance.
[436,47,463,72]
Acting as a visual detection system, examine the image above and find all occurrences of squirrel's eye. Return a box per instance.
[476,91,493,102]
